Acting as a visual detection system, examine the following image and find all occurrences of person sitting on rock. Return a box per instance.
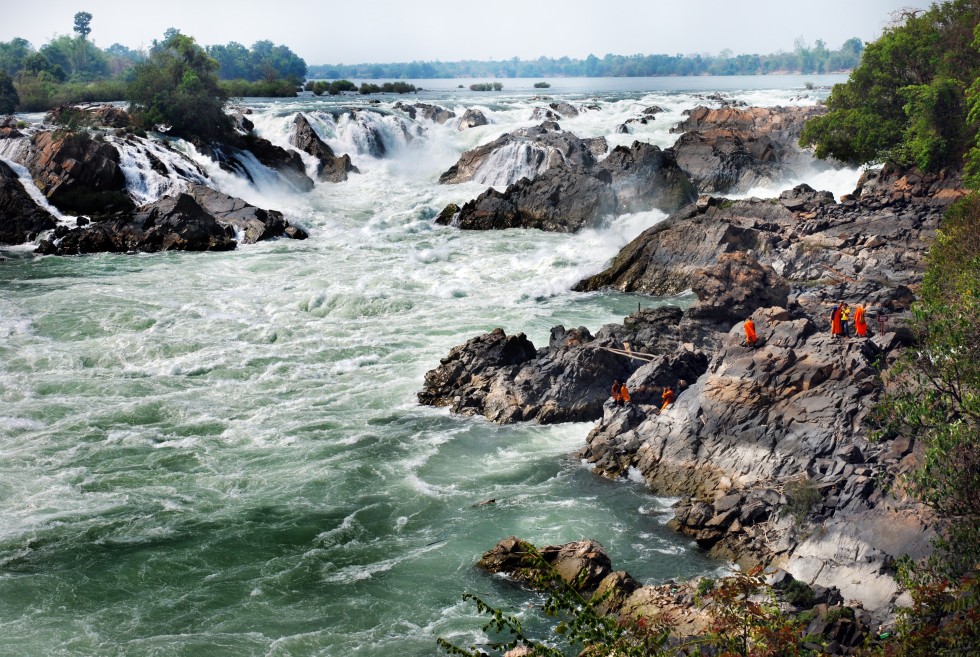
[611,380,624,407]
[854,303,869,337]
[744,317,758,346]
[661,386,675,411]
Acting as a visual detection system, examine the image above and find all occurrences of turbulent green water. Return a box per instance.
[0,76,851,656]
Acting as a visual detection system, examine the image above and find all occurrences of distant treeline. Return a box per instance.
[0,13,307,112]
[307,38,863,79]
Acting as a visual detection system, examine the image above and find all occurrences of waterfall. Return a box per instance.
[0,155,74,227]
[471,142,553,188]
[107,135,210,205]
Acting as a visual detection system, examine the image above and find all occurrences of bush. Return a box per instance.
[220,78,297,97]
[534,81,550,88]
[469,82,503,91]
[126,32,231,142]
[781,477,822,525]
[783,579,816,608]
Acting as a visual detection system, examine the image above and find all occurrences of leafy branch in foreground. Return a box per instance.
[437,543,670,657]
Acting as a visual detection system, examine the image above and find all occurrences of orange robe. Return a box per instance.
[661,388,675,411]
[854,305,868,336]
[830,306,843,336]
[744,319,757,344]
[621,386,631,403]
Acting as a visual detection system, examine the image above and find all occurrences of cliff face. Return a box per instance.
[424,166,964,614]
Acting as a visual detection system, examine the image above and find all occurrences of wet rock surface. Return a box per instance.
[289,113,358,183]
[425,165,962,614]
[670,105,831,194]
[0,160,57,245]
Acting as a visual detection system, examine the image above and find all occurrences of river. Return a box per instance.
[0,75,854,656]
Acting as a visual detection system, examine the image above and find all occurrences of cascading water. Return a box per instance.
[0,75,859,657]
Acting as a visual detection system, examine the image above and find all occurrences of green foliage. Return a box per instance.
[40,34,110,81]
[438,543,671,657]
[534,81,551,88]
[126,32,230,142]
[871,195,980,581]
[220,78,298,98]
[469,82,503,91]
[781,477,823,526]
[700,567,808,657]
[73,12,93,39]
[0,70,18,113]
[206,40,306,83]
[696,577,716,597]
[801,0,980,170]
[358,81,418,94]
[0,37,33,77]
[784,580,817,608]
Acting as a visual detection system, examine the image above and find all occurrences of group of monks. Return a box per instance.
[741,303,871,347]
[610,380,676,412]
[829,302,869,338]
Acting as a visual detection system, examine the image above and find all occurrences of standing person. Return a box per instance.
[611,380,623,407]
[744,317,758,346]
[854,304,868,337]
[840,303,851,338]
[830,303,843,338]
[661,386,675,412]
[620,384,631,405]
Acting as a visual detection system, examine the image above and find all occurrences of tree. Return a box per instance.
[126,32,231,142]
[73,12,92,40]
[801,0,980,170]
[0,38,33,77]
[0,70,19,113]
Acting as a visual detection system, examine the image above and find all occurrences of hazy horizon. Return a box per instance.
[7,0,933,66]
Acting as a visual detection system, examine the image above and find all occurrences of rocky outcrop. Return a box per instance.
[669,105,830,194]
[574,179,947,304]
[477,537,875,652]
[289,113,358,183]
[418,309,712,424]
[458,108,489,130]
[594,141,699,215]
[439,121,606,187]
[185,183,308,242]
[435,167,617,232]
[394,102,456,124]
[36,193,237,255]
[26,130,134,216]
[35,186,307,255]
[0,160,58,244]
[237,134,314,192]
[436,140,696,232]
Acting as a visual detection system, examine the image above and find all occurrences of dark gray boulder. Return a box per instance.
[458,108,489,130]
[186,183,307,243]
[289,113,358,183]
[0,160,57,245]
[36,193,237,255]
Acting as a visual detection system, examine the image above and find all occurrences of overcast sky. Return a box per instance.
[6,1,934,64]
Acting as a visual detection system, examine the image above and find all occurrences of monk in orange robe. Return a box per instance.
[830,304,843,338]
[854,305,868,337]
[661,386,675,411]
[744,318,757,346]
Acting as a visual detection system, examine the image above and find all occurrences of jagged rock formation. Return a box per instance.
[394,102,456,124]
[478,536,875,652]
[458,108,489,130]
[25,130,134,216]
[36,193,237,254]
[0,160,57,244]
[436,140,696,232]
[438,121,607,186]
[236,134,314,192]
[669,105,830,193]
[289,113,358,183]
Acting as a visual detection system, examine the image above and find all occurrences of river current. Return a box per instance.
[1,75,854,656]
